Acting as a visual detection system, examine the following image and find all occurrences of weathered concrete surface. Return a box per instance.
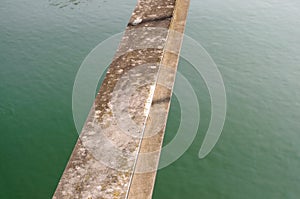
[128,0,175,26]
[53,0,190,198]
[127,0,190,198]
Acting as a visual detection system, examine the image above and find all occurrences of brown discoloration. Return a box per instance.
[94,48,162,124]
[128,15,172,27]
[151,96,171,105]
[127,18,171,29]
[128,0,175,25]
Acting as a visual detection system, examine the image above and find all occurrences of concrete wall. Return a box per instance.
[53,0,190,198]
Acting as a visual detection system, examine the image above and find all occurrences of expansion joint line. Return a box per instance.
[124,1,178,199]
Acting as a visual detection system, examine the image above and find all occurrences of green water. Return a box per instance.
[0,0,136,198]
[1,0,300,198]
[154,1,300,198]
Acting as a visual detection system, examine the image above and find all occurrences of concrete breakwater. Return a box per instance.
[53,0,190,198]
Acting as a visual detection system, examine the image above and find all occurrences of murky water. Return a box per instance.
[0,0,136,198]
[154,1,300,198]
[1,0,300,198]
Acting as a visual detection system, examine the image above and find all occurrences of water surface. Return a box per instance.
[0,0,300,198]
[154,1,300,198]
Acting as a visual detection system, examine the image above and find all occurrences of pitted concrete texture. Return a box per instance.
[127,0,190,198]
[53,0,190,198]
[128,0,175,26]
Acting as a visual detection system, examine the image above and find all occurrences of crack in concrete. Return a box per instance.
[151,96,171,105]
[127,14,173,27]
